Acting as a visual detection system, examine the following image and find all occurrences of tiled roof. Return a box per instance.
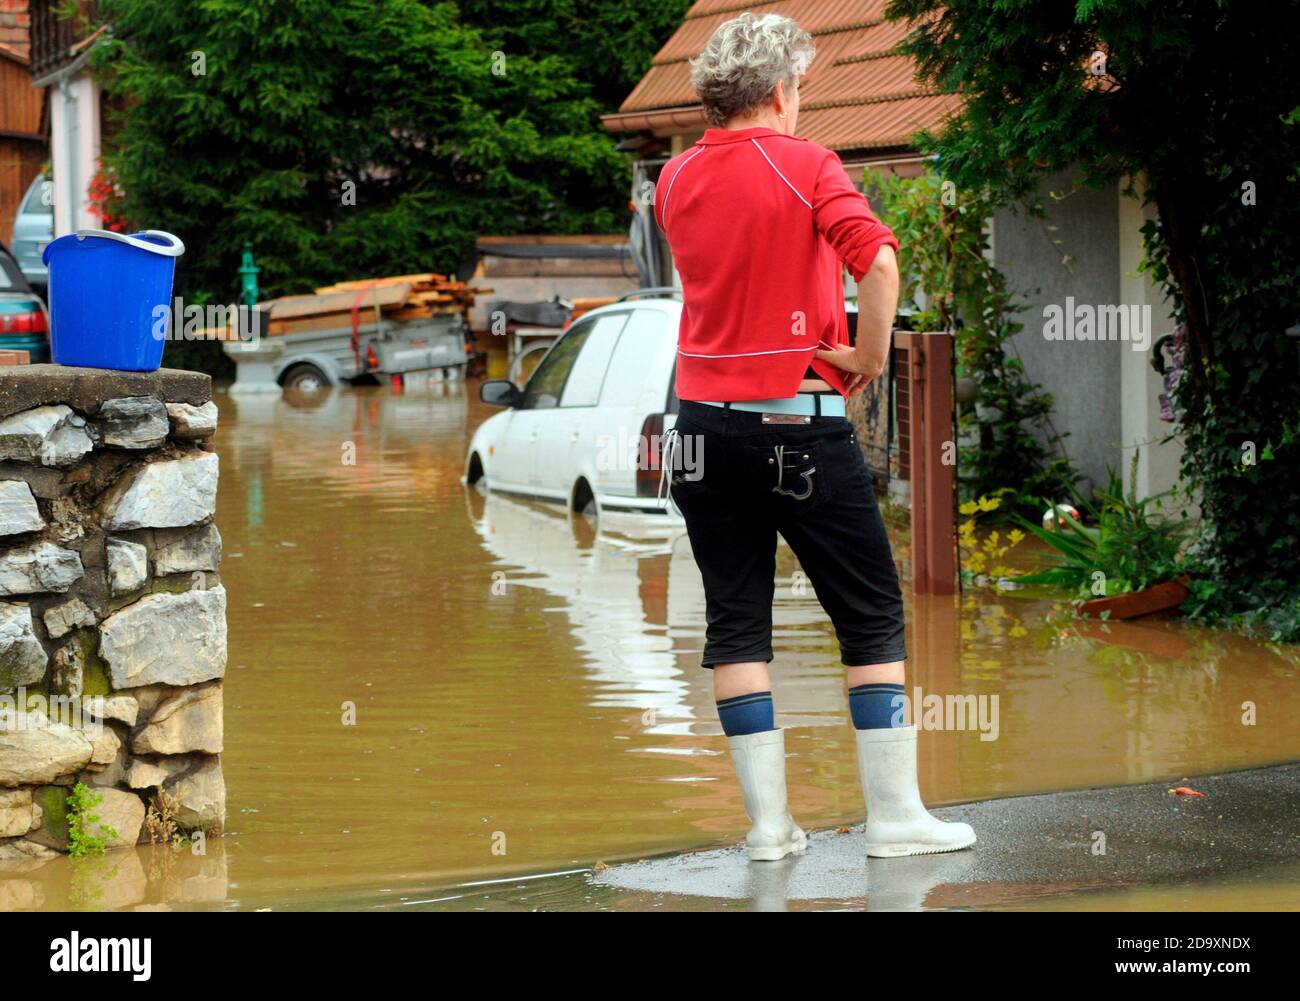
[0,0,31,62]
[603,0,959,156]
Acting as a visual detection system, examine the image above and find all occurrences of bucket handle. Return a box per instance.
[73,229,186,257]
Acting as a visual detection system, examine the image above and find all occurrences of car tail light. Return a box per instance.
[0,311,43,334]
[365,343,379,370]
[636,413,665,498]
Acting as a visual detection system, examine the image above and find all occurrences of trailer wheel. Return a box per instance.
[282,363,329,391]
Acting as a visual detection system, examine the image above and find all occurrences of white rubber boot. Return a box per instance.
[727,729,808,861]
[856,725,976,858]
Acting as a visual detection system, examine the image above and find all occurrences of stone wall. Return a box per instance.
[0,365,225,864]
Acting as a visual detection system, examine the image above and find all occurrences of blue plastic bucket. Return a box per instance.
[42,229,185,371]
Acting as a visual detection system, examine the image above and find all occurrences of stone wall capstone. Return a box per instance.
[0,365,226,859]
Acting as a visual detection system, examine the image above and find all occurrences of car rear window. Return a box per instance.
[0,249,29,291]
[20,178,52,216]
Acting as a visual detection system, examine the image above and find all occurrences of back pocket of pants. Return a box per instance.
[745,442,825,510]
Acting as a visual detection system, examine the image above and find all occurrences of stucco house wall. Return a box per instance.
[991,170,1122,495]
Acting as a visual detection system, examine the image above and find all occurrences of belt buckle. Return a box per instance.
[761,413,811,424]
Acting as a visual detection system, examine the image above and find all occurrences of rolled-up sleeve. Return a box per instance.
[812,152,899,282]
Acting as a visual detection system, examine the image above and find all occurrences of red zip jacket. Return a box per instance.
[653,126,898,401]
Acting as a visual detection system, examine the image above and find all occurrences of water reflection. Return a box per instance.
[0,842,229,912]
[464,486,849,737]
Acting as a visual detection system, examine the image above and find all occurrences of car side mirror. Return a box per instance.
[480,379,522,407]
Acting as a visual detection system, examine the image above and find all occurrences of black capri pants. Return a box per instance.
[667,399,906,669]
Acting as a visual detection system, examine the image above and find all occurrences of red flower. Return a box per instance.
[86,162,128,232]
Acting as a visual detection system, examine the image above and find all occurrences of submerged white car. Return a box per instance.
[465,290,683,518]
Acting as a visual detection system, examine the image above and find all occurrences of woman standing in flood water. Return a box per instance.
[655,12,975,861]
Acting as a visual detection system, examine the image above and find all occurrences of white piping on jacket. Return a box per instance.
[659,145,708,226]
[750,139,812,209]
[678,345,819,359]
[676,336,842,360]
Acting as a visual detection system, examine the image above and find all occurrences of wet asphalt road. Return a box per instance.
[386,762,1300,910]
[586,763,1300,909]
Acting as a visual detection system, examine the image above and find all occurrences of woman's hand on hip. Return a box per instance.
[814,343,883,396]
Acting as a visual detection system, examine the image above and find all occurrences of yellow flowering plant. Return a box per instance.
[958,496,1026,586]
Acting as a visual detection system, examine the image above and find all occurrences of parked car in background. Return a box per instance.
[11,175,52,291]
[465,290,683,519]
[0,241,49,362]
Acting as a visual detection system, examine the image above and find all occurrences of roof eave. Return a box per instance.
[601,106,930,161]
[601,105,706,137]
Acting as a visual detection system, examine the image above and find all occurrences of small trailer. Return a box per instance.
[223,310,469,393]
[220,273,476,394]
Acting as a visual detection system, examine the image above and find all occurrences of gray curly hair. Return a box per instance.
[689,13,816,127]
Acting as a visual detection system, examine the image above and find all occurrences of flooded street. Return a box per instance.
[6,379,1299,911]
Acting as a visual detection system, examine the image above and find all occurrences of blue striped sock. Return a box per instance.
[848,683,906,730]
[716,691,775,737]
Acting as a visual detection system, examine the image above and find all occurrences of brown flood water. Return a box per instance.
[5,379,1299,911]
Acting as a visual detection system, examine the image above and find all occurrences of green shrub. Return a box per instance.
[886,0,1300,638]
[1012,454,1189,601]
[66,783,118,859]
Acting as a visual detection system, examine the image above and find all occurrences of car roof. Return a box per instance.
[582,295,682,322]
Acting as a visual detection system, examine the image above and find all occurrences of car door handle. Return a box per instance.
[569,430,580,442]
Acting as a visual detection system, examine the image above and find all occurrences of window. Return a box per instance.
[518,322,595,410]
[0,250,28,291]
[518,313,632,410]
[20,178,52,217]
[561,313,627,406]
[599,309,667,407]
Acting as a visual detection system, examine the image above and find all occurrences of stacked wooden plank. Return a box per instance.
[194,273,493,340]
[267,282,413,336]
[216,274,493,337]
[314,274,489,326]
[568,296,616,322]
